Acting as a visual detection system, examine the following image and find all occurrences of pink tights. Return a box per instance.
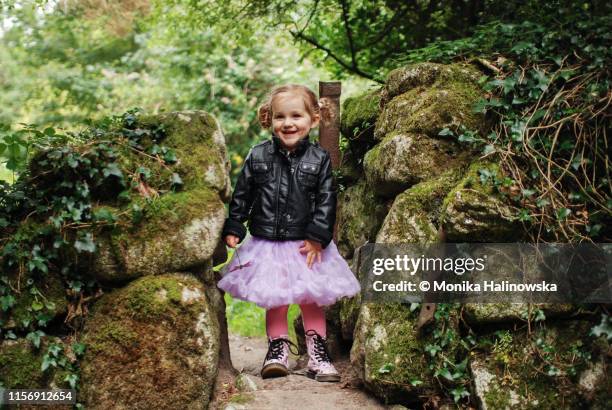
[266,303,326,338]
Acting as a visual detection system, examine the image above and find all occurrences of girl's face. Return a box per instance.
[271,92,319,151]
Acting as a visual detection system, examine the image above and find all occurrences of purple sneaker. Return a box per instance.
[305,330,340,382]
[261,335,299,378]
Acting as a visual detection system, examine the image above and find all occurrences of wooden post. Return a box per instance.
[318,82,341,168]
[318,81,341,242]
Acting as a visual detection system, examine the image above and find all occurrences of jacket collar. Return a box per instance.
[270,132,311,157]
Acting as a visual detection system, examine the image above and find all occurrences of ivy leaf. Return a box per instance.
[93,208,117,224]
[378,363,394,374]
[64,373,79,389]
[482,144,495,155]
[451,387,470,403]
[425,343,442,357]
[103,163,123,179]
[131,203,143,224]
[0,295,16,311]
[137,166,151,180]
[435,367,454,381]
[556,208,571,220]
[26,330,45,349]
[31,300,44,311]
[170,173,183,190]
[163,149,177,164]
[438,128,454,137]
[74,232,96,253]
[41,355,56,372]
[72,342,87,357]
[590,314,612,340]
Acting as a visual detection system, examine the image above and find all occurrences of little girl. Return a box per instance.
[218,84,361,382]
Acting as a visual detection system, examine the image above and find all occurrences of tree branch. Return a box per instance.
[340,0,357,67]
[361,5,412,49]
[297,0,320,36]
[290,29,382,83]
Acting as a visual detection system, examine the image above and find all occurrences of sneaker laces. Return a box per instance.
[264,337,301,362]
[305,329,332,363]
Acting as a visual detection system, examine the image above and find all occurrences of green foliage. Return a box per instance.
[423,303,473,405]
[0,109,188,401]
[431,15,611,242]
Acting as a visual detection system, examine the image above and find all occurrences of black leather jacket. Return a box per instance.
[222,133,336,248]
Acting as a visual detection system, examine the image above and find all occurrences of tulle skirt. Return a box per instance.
[217,236,361,309]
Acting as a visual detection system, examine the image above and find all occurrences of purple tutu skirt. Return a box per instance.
[217,236,361,309]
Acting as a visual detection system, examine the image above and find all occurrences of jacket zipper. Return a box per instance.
[281,156,302,238]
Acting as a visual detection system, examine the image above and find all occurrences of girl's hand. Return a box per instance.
[299,239,322,269]
[225,235,240,248]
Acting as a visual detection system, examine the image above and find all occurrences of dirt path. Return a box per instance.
[218,334,397,410]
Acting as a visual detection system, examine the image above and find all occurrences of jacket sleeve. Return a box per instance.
[222,150,255,243]
[304,151,336,249]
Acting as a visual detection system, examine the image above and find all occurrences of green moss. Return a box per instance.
[397,167,464,218]
[341,89,381,141]
[87,320,140,355]
[119,275,184,319]
[441,160,500,212]
[336,180,388,258]
[475,320,606,409]
[0,341,46,388]
[138,111,227,192]
[228,392,255,404]
[484,385,514,408]
[376,63,485,141]
[383,63,482,104]
[114,186,220,243]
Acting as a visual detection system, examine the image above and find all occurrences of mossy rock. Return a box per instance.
[339,292,361,341]
[341,89,381,143]
[350,303,462,405]
[80,273,221,409]
[380,62,482,108]
[338,145,364,186]
[336,180,389,259]
[375,167,464,243]
[441,160,524,242]
[4,269,68,331]
[0,337,71,390]
[363,132,472,198]
[375,63,484,142]
[136,110,231,201]
[463,303,577,325]
[91,187,225,282]
[470,320,611,409]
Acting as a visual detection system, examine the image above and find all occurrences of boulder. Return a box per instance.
[463,303,577,325]
[363,132,470,198]
[470,320,611,409]
[0,336,73,390]
[92,187,225,282]
[4,267,68,331]
[379,62,482,110]
[441,160,523,242]
[80,273,221,409]
[336,180,389,259]
[134,111,231,200]
[350,302,461,405]
[375,167,464,244]
[341,89,381,144]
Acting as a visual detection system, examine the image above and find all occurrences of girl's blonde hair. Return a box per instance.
[257,84,330,128]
